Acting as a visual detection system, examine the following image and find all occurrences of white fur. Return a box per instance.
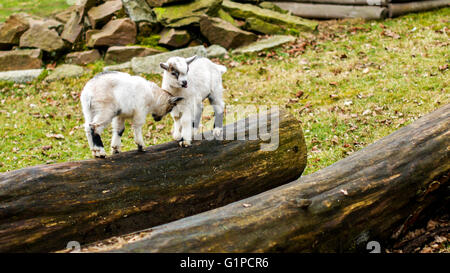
[161,56,227,147]
[80,71,182,157]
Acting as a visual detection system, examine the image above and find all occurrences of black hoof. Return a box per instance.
[95,155,106,159]
[137,145,145,152]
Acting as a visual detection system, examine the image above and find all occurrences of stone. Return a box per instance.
[105,46,162,64]
[244,17,284,35]
[200,16,257,49]
[146,0,186,7]
[259,2,289,14]
[137,21,162,36]
[0,69,44,83]
[61,6,84,43]
[65,50,101,65]
[76,0,103,13]
[123,0,157,23]
[87,0,123,29]
[233,35,296,54]
[46,64,86,82]
[103,61,132,72]
[86,18,137,47]
[188,39,203,47]
[37,18,64,34]
[217,9,237,26]
[206,44,228,58]
[0,49,42,72]
[132,45,207,74]
[222,0,318,31]
[19,23,65,52]
[158,28,191,48]
[54,6,77,24]
[153,0,222,27]
[0,14,30,49]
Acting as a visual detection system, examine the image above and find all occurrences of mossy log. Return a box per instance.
[0,110,307,252]
[273,2,389,19]
[388,0,450,17]
[88,104,450,253]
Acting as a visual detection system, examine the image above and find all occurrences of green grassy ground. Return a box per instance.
[0,8,449,175]
[0,0,70,22]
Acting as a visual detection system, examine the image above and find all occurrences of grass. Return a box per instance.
[0,8,449,174]
[0,0,70,22]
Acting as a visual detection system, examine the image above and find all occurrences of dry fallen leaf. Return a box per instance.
[438,64,448,71]
[381,30,400,39]
[242,203,252,208]
[42,145,52,151]
[46,133,64,139]
[362,109,372,116]
[344,100,353,106]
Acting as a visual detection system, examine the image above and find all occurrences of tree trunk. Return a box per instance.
[388,0,450,17]
[86,104,450,253]
[273,2,389,19]
[0,110,307,253]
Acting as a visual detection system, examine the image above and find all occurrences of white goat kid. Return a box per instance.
[160,56,227,147]
[80,71,183,158]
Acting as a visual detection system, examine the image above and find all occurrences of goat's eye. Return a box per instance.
[172,72,178,78]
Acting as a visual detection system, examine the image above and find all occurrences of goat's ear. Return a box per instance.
[169,96,184,105]
[185,55,197,65]
[160,62,169,71]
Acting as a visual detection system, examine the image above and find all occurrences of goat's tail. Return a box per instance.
[215,64,227,75]
[80,86,93,123]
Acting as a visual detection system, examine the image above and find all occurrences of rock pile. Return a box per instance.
[0,0,319,80]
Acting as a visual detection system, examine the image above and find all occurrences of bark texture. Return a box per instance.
[0,110,306,252]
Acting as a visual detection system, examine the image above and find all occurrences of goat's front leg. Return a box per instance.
[111,116,125,154]
[179,110,193,147]
[193,102,203,136]
[132,115,146,152]
[171,111,182,141]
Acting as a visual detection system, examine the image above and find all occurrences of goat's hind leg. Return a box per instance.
[208,95,225,138]
[111,116,125,154]
[132,114,146,152]
[90,113,114,158]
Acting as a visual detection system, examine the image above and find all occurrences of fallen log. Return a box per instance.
[388,0,450,17]
[273,2,389,19]
[84,104,450,253]
[0,110,307,252]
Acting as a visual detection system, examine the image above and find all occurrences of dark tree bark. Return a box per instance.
[0,110,307,252]
[87,104,450,253]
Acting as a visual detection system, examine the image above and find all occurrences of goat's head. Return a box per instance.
[151,89,184,122]
[160,55,197,89]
